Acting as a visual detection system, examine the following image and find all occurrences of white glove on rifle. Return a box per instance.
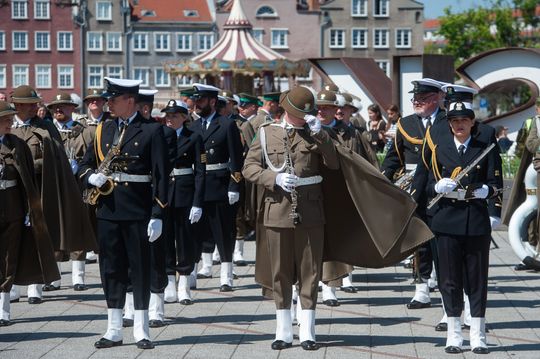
[304,114,321,134]
[24,213,31,227]
[189,206,203,224]
[473,184,489,199]
[88,173,108,188]
[70,159,79,175]
[228,191,240,205]
[434,178,457,194]
[490,216,501,230]
[147,219,162,243]
[276,173,298,193]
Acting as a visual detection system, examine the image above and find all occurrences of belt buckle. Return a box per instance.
[456,189,466,200]
[0,182,5,190]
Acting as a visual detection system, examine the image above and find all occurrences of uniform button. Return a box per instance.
[452,199,456,203]
[172,178,175,181]
[106,143,110,148]
[123,167,128,171]
[135,142,139,146]
[124,182,129,187]
[466,200,469,203]
[124,152,129,156]
[114,182,118,187]
[183,153,187,156]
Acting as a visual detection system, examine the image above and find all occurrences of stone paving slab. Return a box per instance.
[1,230,539,358]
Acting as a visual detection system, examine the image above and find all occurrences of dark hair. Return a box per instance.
[386,104,400,115]
[367,104,382,121]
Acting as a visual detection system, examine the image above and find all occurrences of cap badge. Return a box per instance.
[304,103,311,111]
[455,102,464,110]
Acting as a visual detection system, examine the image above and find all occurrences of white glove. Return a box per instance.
[70,159,79,175]
[304,114,321,134]
[473,184,489,199]
[490,216,501,230]
[189,206,203,224]
[24,213,31,227]
[275,173,298,193]
[228,191,240,205]
[147,218,162,243]
[434,178,457,194]
[88,173,108,188]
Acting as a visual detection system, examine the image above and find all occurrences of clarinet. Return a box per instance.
[283,130,301,225]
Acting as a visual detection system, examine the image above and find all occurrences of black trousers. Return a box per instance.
[150,234,168,293]
[165,207,198,275]
[199,201,234,262]
[418,241,433,280]
[97,219,151,309]
[0,219,23,292]
[437,233,490,318]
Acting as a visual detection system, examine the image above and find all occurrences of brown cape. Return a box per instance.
[7,134,60,285]
[255,144,433,291]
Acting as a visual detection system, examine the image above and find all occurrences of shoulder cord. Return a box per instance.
[94,122,105,163]
[260,124,287,173]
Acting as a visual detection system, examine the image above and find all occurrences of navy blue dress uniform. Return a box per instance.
[381,78,446,309]
[78,78,168,349]
[189,84,244,291]
[419,85,502,354]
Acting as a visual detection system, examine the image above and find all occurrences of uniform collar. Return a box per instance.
[120,111,138,125]
[454,136,472,151]
[176,126,183,137]
[14,115,32,127]
[54,119,74,130]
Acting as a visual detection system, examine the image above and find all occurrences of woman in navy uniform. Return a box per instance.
[162,100,205,305]
[426,91,502,354]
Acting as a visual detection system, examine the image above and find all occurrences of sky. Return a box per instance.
[417,0,491,19]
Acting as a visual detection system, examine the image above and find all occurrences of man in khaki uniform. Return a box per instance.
[250,92,281,133]
[243,86,339,351]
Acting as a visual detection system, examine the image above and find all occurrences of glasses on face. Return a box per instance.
[411,94,436,104]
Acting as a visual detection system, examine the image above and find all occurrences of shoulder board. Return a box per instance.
[397,118,423,145]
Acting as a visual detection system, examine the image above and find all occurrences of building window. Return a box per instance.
[329,29,346,48]
[96,1,112,21]
[0,66,6,88]
[351,0,367,17]
[183,10,199,17]
[106,32,122,52]
[198,33,214,52]
[373,29,389,48]
[34,0,50,19]
[154,33,170,52]
[87,32,103,51]
[12,32,28,51]
[13,65,29,87]
[176,33,192,52]
[177,75,190,86]
[375,59,390,77]
[107,65,123,79]
[35,31,50,51]
[271,29,288,49]
[252,28,264,43]
[0,32,5,51]
[133,68,149,87]
[35,65,51,89]
[57,31,73,51]
[88,65,104,88]
[58,65,74,88]
[395,28,412,48]
[373,0,389,17]
[351,28,368,48]
[256,5,277,17]
[133,32,148,52]
[154,68,170,87]
[12,1,28,19]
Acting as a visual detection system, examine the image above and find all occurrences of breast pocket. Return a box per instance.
[27,136,43,160]
[267,145,286,168]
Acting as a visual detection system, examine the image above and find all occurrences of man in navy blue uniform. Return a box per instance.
[189,84,243,292]
[79,77,168,350]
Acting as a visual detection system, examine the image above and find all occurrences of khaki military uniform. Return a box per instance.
[250,109,273,134]
[243,122,339,309]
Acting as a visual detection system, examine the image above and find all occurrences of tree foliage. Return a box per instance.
[434,0,539,64]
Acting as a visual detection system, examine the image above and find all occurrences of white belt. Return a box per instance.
[206,163,228,171]
[296,175,323,187]
[442,189,467,200]
[405,163,417,171]
[109,172,151,183]
[171,168,193,176]
[0,179,17,190]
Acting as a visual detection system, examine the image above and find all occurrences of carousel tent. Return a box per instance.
[165,0,310,92]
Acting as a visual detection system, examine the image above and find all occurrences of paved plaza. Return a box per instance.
[1,229,539,358]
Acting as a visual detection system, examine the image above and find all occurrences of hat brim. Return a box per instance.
[11,97,41,104]
[161,106,188,114]
[0,109,18,117]
[84,95,105,101]
[47,100,78,109]
[280,94,317,119]
[447,109,475,120]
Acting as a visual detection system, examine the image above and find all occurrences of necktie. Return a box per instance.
[201,119,207,133]
[425,116,432,129]
[458,144,465,157]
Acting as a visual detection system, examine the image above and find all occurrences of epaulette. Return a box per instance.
[397,118,423,145]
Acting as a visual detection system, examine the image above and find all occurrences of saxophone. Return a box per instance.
[82,127,127,205]
[283,129,301,225]
[394,167,416,192]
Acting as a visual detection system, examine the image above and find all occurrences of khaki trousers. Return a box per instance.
[266,226,324,310]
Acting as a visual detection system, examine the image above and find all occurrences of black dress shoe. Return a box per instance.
[10,298,19,303]
[94,337,123,349]
[73,284,87,291]
[444,346,462,354]
[136,339,155,349]
[220,284,233,292]
[0,319,11,327]
[122,318,134,328]
[85,259,97,264]
[149,320,165,328]
[179,299,193,305]
[301,340,319,351]
[196,273,212,279]
[42,284,60,292]
[271,340,292,350]
[514,263,532,271]
[323,299,340,307]
[341,286,357,293]
[233,273,239,280]
[28,297,43,304]
[234,260,247,267]
[212,260,221,265]
[472,346,489,354]
[462,324,470,330]
[406,300,430,309]
[435,322,447,331]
